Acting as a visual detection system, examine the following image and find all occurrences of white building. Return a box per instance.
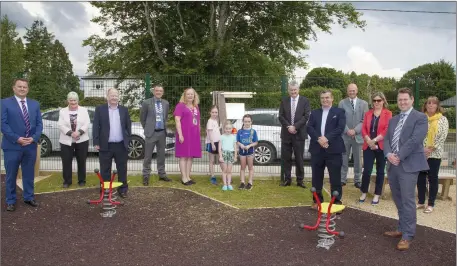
[80,75,145,108]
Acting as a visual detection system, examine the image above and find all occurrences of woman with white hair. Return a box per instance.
[58,91,91,188]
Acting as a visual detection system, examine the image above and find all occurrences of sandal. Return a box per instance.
[424,206,434,213]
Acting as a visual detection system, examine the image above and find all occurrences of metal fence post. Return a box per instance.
[280,75,288,183]
[145,73,151,99]
[414,78,420,110]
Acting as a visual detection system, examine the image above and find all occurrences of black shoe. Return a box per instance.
[297,182,307,188]
[245,183,253,190]
[354,182,361,189]
[188,179,196,184]
[78,182,85,187]
[143,177,149,186]
[280,180,291,187]
[6,204,15,212]
[238,183,245,190]
[24,200,38,207]
[159,176,172,182]
[182,181,192,186]
[63,183,71,188]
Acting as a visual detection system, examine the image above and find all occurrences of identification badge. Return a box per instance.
[193,118,198,125]
[156,115,162,122]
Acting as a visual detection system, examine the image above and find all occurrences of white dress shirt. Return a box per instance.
[321,106,331,136]
[15,95,28,112]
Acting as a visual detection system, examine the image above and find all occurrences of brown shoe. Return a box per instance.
[397,239,410,251]
[383,231,402,238]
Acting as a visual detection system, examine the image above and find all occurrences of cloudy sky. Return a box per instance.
[1,1,455,79]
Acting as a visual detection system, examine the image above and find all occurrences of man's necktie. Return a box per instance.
[350,99,355,110]
[20,100,30,137]
[155,100,163,129]
[291,98,296,125]
[391,114,406,154]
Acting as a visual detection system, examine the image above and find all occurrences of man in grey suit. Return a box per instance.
[140,85,172,185]
[338,83,369,188]
[383,88,428,251]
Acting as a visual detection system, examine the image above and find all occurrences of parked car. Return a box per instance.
[231,109,311,165]
[39,107,175,160]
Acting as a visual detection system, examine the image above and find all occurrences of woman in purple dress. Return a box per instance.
[174,87,202,185]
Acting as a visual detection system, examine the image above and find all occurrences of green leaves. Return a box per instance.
[1,18,81,108]
[83,2,365,77]
[1,16,26,98]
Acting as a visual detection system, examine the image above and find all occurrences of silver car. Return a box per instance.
[231,109,311,165]
[39,107,175,160]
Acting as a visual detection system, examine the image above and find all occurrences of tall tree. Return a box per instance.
[24,20,56,108]
[50,40,82,100]
[83,1,365,98]
[23,20,81,108]
[397,60,456,101]
[1,16,25,98]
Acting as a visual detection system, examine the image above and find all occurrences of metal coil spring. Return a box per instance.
[316,213,336,250]
[100,189,117,218]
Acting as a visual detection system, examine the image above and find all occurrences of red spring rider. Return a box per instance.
[300,187,345,238]
[87,168,123,206]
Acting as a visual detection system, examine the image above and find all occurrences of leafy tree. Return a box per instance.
[300,67,349,92]
[23,20,81,108]
[50,40,82,99]
[1,16,25,98]
[83,1,365,99]
[397,60,456,101]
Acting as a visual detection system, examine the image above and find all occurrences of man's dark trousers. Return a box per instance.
[99,142,128,192]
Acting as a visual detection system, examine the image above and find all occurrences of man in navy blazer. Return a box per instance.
[1,79,43,211]
[93,88,132,197]
[306,89,346,208]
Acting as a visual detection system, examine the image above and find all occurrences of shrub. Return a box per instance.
[80,97,107,107]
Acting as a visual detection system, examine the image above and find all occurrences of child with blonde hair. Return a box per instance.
[218,121,237,191]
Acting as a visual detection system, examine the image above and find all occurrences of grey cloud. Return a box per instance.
[0,2,37,29]
[41,2,89,31]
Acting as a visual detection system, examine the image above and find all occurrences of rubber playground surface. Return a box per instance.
[1,176,455,266]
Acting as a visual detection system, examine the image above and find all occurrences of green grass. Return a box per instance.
[35,174,321,209]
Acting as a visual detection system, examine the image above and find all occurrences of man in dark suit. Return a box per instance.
[278,81,311,188]
[140,85,171,185]
[383,88,428,251]
[1,78,43,211]
[306,89,346,208]
[93,88,132,198]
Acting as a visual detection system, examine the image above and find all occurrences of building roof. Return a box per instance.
[441,95,456,107]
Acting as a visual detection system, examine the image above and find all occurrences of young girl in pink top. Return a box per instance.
[205,106,221,184]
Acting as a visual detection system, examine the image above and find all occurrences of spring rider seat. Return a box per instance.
[87,169,124,217]
[299,187,345,250]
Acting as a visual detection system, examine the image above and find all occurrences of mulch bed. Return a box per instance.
[1,175,455,266]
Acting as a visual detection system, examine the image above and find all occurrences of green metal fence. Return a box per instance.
[2,74,455,177]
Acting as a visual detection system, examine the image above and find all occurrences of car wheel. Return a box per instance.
[39,135,52,157]
[254,142,276,165]
[128,136,145,160]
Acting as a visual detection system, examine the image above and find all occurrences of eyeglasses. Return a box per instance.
[372,99,383,103]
